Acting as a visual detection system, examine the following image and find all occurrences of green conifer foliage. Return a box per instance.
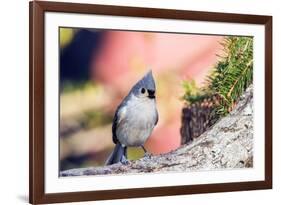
[182,36,253,118]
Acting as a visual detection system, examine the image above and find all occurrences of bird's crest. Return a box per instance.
[132,70,156,92]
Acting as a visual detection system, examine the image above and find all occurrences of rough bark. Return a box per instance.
[60,85,253,177]
[180,97,217,144]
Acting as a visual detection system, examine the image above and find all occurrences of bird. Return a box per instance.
[105,70,158,165]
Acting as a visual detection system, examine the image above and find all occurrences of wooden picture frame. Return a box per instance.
[29,1,272,204]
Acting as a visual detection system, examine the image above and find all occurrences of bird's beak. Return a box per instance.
[147,90,155,99]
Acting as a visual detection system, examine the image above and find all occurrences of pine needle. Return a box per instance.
[182,36,253,118]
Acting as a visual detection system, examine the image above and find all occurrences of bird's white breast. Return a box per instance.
[116,95,157,147]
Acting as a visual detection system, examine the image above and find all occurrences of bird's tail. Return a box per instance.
[105,142,127,165]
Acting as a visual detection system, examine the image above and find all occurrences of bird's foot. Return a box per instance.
[120,155,130,165]
[141,145,152,158]
[144,152,153,159]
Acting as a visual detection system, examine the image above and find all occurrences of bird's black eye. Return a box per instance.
[141,88,146,94]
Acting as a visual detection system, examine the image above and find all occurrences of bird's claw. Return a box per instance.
[144,152,153,158]
[120,155,130,165]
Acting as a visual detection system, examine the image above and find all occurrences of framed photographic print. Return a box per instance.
[29,1,272,204]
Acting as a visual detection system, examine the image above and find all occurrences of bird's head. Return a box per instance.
[130,70,156,99]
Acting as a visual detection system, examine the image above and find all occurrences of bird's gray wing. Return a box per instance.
[112,105,127,144]
[112,111,119,144]
[155,109,158,126]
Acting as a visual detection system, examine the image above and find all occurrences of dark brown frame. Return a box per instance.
[29,1,272,204]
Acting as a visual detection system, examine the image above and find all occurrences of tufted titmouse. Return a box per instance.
[105,70,158,165]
